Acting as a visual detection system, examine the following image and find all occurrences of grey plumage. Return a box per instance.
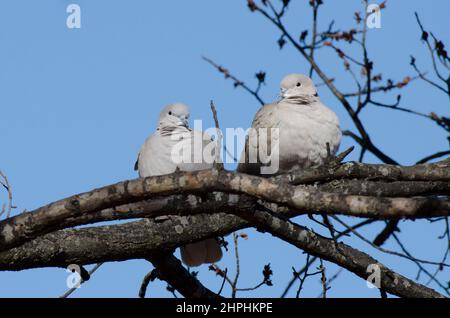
[238,74,341,175]
[136,103,222,267]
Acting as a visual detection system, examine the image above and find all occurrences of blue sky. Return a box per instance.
[0,0,449,297]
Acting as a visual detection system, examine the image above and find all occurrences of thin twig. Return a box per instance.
[392,232,449,295]
[331,216,450,268]
[319,258,327,298]
[217,268,228,296]
[281,219,375,297]
[139,269,157,298]
[317,268,343,298]
[416,150,450,164]
[210,100,224,169]
[231,232,240,298]
[203,56,265,105]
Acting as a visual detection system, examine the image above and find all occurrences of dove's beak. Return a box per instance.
[177,119,189,128]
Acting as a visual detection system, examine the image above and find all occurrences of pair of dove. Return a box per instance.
[135,74,342,267]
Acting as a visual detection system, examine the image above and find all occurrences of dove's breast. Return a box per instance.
[277,101,341,171]
[138,129,215,177]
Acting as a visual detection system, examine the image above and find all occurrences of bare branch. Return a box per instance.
[1,163,450,253]
[146,253,221,299]
[1,206,443,298]
[235,207,444,298]
[202,56,265,105]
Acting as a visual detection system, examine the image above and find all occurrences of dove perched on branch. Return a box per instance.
[135,103,222,267]
[238,74,341,175]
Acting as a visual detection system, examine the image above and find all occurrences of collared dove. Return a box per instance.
[135,103,222,267]
[238,74,341,175]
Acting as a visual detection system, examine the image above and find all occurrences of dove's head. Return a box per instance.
[159,103,190,128]
[280,74,317,100]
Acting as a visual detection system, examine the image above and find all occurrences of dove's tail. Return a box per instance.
[180,238,222,267]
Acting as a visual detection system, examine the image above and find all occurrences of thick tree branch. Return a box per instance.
[275,160,450,184]
[0,213,245,271]
[1,161,449,253]
[235,208,444,298]
[146,253,221,299]
[0,207,443,298]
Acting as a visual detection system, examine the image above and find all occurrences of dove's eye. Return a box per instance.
[168,111,172,115]
[296,82,301,87]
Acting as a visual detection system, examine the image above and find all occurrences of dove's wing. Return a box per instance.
[237,103,280,175]
[137,128,217,177]
[137,133,178,177]
[237,98,342,175]
[178,130,216,172]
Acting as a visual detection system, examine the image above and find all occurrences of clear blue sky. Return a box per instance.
[0,0,449,297]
